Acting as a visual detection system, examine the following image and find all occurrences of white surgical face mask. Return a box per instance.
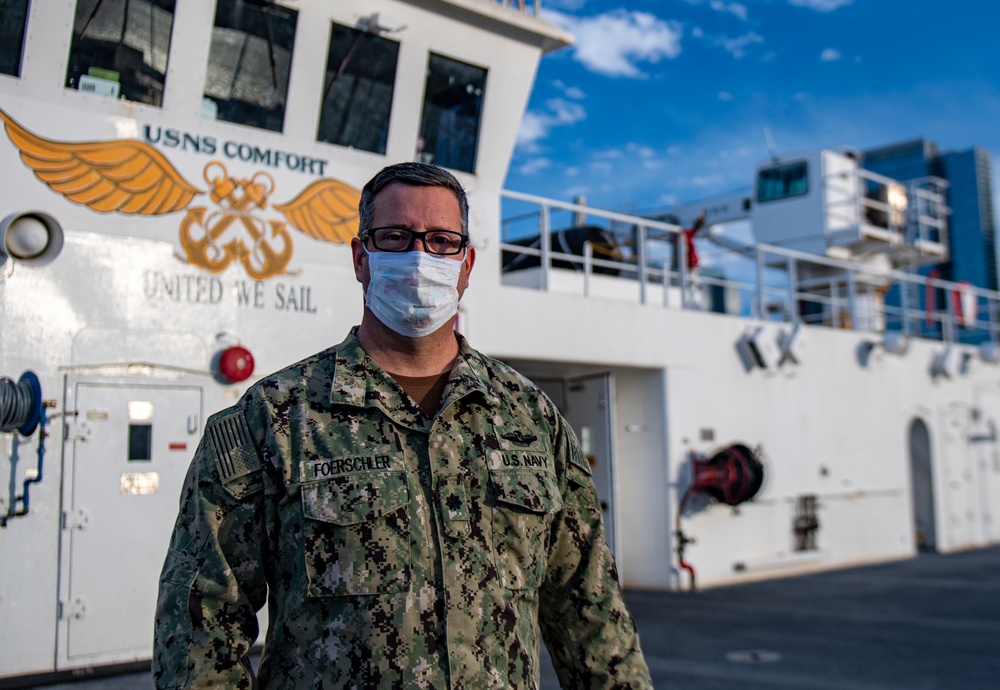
[364,248,464,338]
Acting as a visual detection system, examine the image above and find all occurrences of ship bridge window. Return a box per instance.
[317,22,399,154]
[204,0,297,133]
[0,0,30,77]
[757,161,809,203]
[64,0,177,105]
[418,54,487,174]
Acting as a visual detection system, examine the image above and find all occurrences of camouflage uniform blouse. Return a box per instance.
[154,330,652,689]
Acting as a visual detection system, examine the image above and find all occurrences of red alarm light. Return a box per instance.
[217,346,255,384]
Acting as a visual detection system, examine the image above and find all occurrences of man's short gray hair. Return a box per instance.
[358,162,469,237]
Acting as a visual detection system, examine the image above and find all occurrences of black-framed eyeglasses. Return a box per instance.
[362,227,470,255]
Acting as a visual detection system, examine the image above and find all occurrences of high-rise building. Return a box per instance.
[863,139,997,342]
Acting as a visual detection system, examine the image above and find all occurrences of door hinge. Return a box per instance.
[63,508,90,530]
[59,597,87,620]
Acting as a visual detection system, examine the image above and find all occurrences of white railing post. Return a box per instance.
[539,204,550,292]
[755,247,766,319]
[788,257,799,324]
[677,229,687,310]
[636,224,648,305]
[900,278,911,336]
[846,269,857,332]
[986,295,997,343]
[583,241,592,298]
[944,281,956,343]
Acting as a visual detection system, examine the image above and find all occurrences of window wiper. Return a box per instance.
[78,0,107,38]
[323,34,362,102]
[247,0,279,90]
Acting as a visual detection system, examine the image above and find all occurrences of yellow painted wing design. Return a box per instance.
[0,108,202,215]
[274,178,361,244]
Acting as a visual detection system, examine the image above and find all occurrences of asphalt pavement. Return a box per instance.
[15,546,1000,689]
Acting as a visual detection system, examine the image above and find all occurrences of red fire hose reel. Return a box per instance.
[676,443,765,589]
[687,443,765,507]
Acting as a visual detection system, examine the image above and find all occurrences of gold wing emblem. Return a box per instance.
[0,108,202,215]
[274,178,361,244]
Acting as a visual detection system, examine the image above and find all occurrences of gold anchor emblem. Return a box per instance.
[180,163,293,280]
[0,107,363,280]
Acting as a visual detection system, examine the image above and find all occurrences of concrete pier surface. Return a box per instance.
[14,546,1000,689]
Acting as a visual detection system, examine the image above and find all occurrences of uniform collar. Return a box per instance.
[329,328,499,420]
[443,332,500,411]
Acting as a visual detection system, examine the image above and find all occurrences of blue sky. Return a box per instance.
[504,0,1000,219]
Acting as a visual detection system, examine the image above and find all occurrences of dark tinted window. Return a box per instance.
[757,161,808,203]
[204,0,297,132]
[418,54,486,173]
[0,0,30,77]
[128,423,152,461]
[317,22,399,154]
[65,0,176,105]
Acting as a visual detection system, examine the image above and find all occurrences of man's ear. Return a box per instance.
[459,246,476,292]
[351,236,367,284]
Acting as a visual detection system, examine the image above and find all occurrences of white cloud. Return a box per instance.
[553,80,586,100]
[689,173,730,188]
[516,98,587,152]
[788,0,853,11]
[820,48,841,61]
[518,158,552,175]
[541,9,683,78]
[710,1,748,21]
[718,32,764,59]
[595,147,624,160]
[517,112,550,151]
[718,91,734,101]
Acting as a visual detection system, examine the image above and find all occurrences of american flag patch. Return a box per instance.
[209,411,260,483]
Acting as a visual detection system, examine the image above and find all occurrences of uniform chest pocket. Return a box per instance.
[490,469,563,590]
[301,470,411,596]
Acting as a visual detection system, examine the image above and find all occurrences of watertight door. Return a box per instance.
[938,404,980,549]
[61,382,202,664]
[971,386,1000,543]
[564,374,617,560]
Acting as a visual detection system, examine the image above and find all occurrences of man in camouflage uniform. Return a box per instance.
[153,163,653,689]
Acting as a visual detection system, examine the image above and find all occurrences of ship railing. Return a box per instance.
[500,190,1000,345]
[820,168,949,260]
[751,243,1000,345]
[905,176,950,251]
[487,0,542,15]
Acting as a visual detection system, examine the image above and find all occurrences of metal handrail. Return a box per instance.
[500,191,999,344]
[488,0,542,15]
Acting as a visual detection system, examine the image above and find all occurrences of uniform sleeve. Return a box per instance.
[539,413,653,690]
[152,403,269,690]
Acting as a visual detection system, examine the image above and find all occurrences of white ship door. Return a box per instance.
[937,405,979,549]
[971,385,1000,544]
[564,375,618,559]
[971,432,999,543]
[60,381,202,666]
